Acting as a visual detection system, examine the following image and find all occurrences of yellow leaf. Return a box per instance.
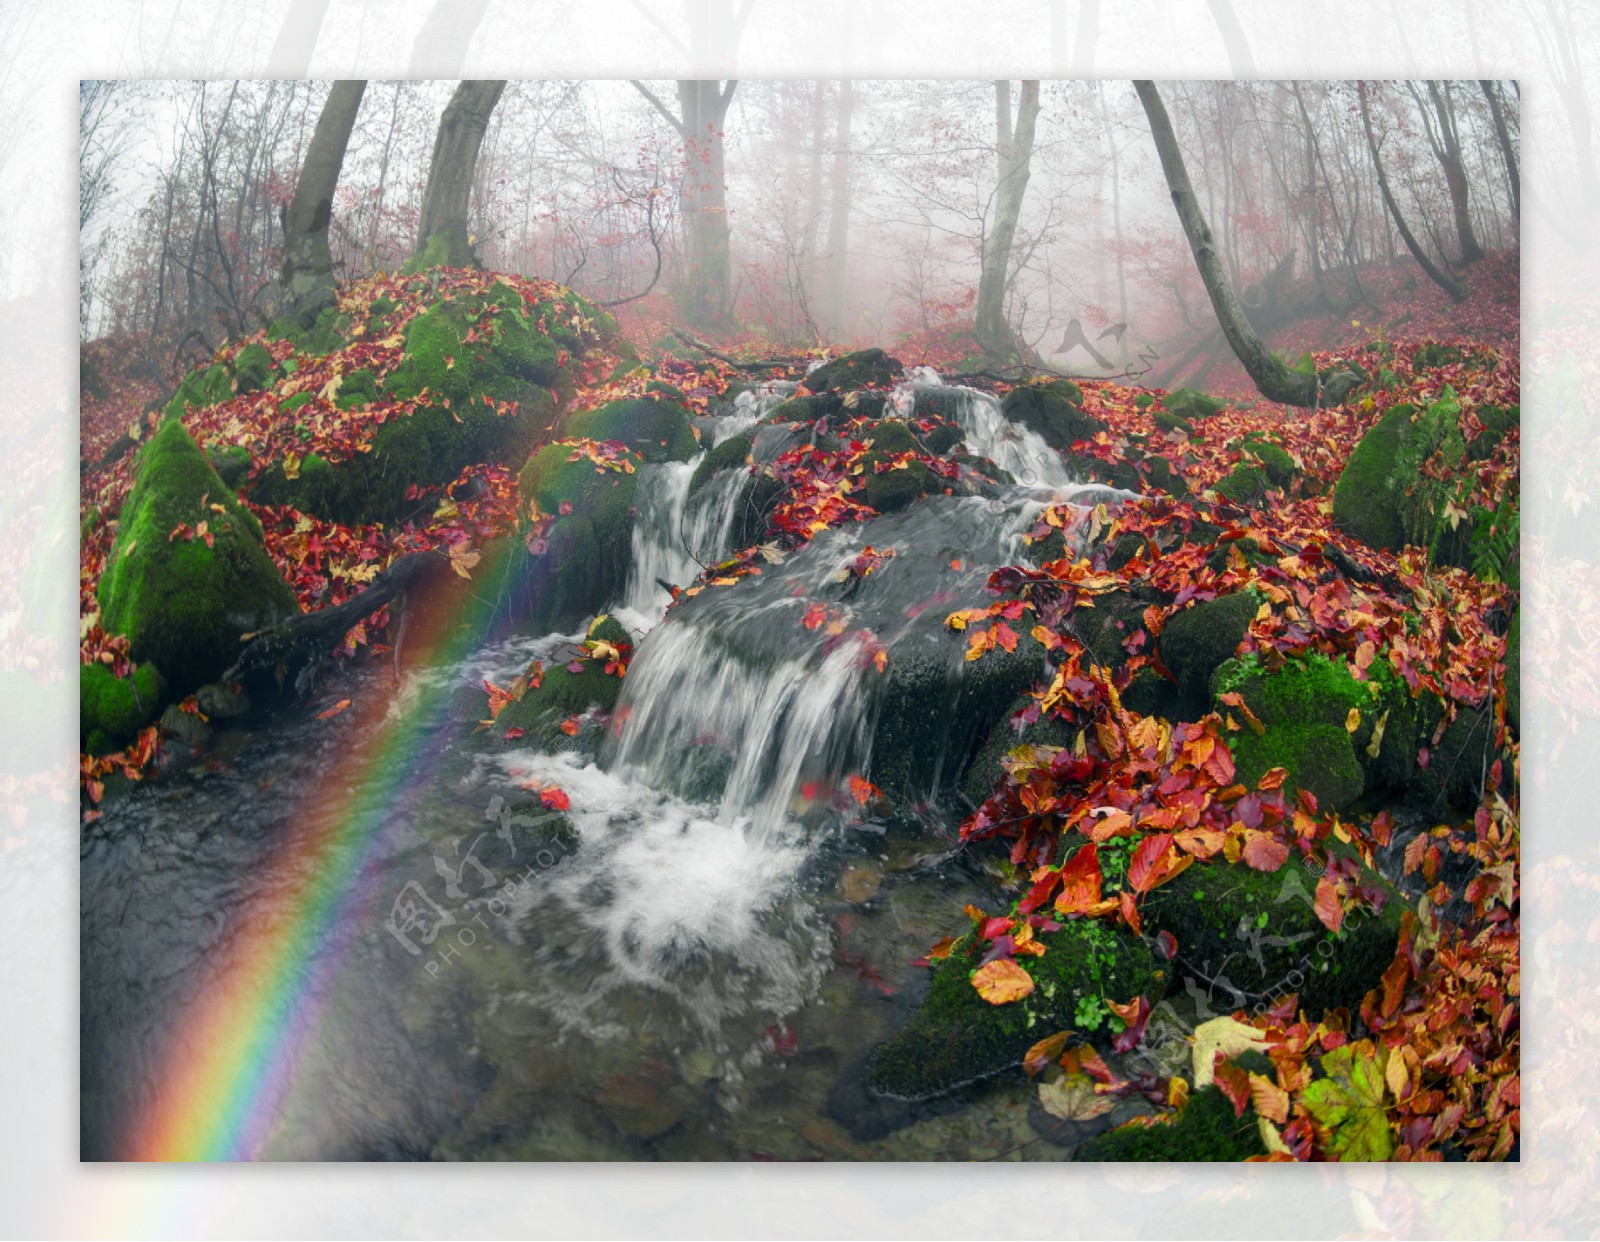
[320,372,343,403]
[1191,1016,1270,1087]
[282,452,302,481]
[1038,1072,1114,1121]
[1345,707,1361,733]
[971,958,1034,1005]
[434,497,460,520]
[1258,1115,1292,1155]
[448,547,481,579]
[1366,710,1389,759]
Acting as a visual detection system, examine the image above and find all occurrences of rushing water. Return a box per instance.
[80,372,1146,1161]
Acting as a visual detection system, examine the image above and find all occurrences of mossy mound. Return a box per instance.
[268,303,349,356]
[862,455,942,513]
[331,367,380,410]
[231,343,276,395]
[805,348,903,393]
[1157,590,1259,713]
[1152,408,1194,435]
[866,920,1164,1101]
[1073,1084,1267,1161]
[163,362,235,421]
[564,395,698,464]
[1211,651,1417,804]
[1332,391,1467,554]
[1162,388,1224,422]
[689,431,754,496]
[206,444,252,490]
[1000,380,1105,454]
[98,420,299,695]
[512,442,644,632]
[80,661,167,753]
[494,656,625,749]
[1145,850,1405,1017]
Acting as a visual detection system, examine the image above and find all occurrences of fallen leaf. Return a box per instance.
[971,958,1034,1005]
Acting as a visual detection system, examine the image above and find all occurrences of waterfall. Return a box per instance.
[624,460,753,620]
[907,380,1077,489]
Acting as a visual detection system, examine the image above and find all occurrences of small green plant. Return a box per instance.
[1074,994,1109,1032]
[1468,499,1519,586]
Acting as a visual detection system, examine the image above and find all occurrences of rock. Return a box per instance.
[1331,391,1466,554]
[805,348,903,393]
[205,444,252,490]
[493,650,627,748]
[163,362,233,421]
[1162,387,1224,422]
[1072,1083,1267,1161]
[195,680,251,720]
[1210,651,1417,804]
[866,919,1164,1101]
[80,661,167,753]
[564,392,698,464]
[98,420,299,696]
[231,342,276,395]
[1152,408,1193,435]
[960,695,1074,809]
[862,456,942,513]
[1157,590,1259,714]
[838,864,882,904]
[999,380,1106,453]
[594,1071,689,1141]
[159,702,212,748]
[688,430,754,496]
[1144,850,1405,1017]
[1411,697,1499,814]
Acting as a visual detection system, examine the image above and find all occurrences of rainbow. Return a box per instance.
[120,541,526,1161]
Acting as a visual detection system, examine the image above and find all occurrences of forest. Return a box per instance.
[77,76,1519,1164]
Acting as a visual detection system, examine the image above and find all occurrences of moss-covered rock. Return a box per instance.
[1211,651,1417,802]
[564,395,698,464]
[1146,850,1405,1016]
[98,420,299,695]
[1158,591,1259,712]
[332,367,380,410]
[231,343,276,395]
[689,431,754,497]
[866,919,1164,1100]
[960,697,1075,809]
[268,303,349,356]
[1152,408,1194,435]
[1000,380,1106,453]
[805,348,903,393]
[1073,1083,1268,1161]
[1123,666,1184,721]
[163,362,234,421]
[80,661,167,752]
[1162,388,1224,422]
[862,455,942,513]
[206,443,252,490]
[494,655,626,748]
[1332,392,1467,554]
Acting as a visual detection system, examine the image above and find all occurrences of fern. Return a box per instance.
[1468,500,1519,586]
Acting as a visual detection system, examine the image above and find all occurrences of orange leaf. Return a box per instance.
[1314,876,1345,932]
[1248,1072,1291,1124]
[316,699,351,720]
[971,958,1035,1006]
[560,717,581,736]
[1023,1030,1073,1077]
[1054,843,1103,915]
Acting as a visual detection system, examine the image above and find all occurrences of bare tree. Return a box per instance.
[1409,80,1485,263]
[1479,79,1521,225]
[975,80,1040,359]
[279,79,366,326]
[823,79,854,337]
[1358,83,1468,303]
[410,79,506,270]
[631,79,738,331]
[1135,80,1338,408]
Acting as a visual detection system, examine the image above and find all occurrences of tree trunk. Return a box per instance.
[1100,82,1127,324]
[824,79,854,338]
[975,80,1040,361]
[1357,84,1469,303]
[279,79,365,328]
[1479,79,1520,225]
[1424,81,1485,263]
[1134,80,1321,408]
[676,80,737,332]
[410,79,505,271]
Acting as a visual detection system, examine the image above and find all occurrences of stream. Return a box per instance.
[80,377,1146,1161]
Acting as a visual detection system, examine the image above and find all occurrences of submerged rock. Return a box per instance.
[98,420,298,696]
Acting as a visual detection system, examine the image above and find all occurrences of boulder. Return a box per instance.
[1000,379,1106,453]
[805,348,903,393]
[98,421,299,696]
[1146,849,1405,1016]
[1157,590,1259,714]
[1073,1080,1268,1161]
[1331,391,1466,554]
[866,919,1164,1101]
[564,392,698,464]
[1162,387,1224,422]
[80,661,167,754]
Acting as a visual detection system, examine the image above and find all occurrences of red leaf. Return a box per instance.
[1213,1059,1253,1117]
[1110,995,1151,1053]
[315,699,351,720]
[1240,833,1289,873]
[1128,833,1187,894]
[539,786,571,812]
[503,727,525,740]
[1053,844,1103,915]
[1314,876,1344,933]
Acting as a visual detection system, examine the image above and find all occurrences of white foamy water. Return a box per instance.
[623,458,751,619]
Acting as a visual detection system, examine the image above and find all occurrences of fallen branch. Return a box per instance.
[223,549,444,692]
[672,331,800,372]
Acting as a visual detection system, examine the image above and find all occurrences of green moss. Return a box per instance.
[1074,1084,1268,1161]
[1162,388,1223,421]
[1153,409,1193,435]
[1145,850,1405,1016]
[98,420,298,695]
[1332,391,1467,554]
[689,431,753,497]
[564,396,698,464]
[960,697,1075,808]
[387,279,562,398]
[866,919,1164,1100]
[1212,650,1416,798]
[279,392,314,416]
[1134,393,1156,408]
[164,362,234,421]
[232,343,276,394]
[206,444,252,490]
[1212,462,1271,505]
[805,348,903,393]
[80,661,167,750]
[1157,590,1259,711]
[1123,666,1183,721]
[1000,380,1105,453]
[862,455,941,513]
[858,419,918,456]
[495,658,625,748]
[333,368,380,410]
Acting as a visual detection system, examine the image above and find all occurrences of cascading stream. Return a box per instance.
[624,459,752,620]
